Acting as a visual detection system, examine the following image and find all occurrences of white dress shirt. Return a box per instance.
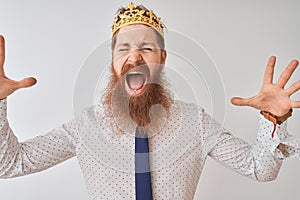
[0,99,298,200]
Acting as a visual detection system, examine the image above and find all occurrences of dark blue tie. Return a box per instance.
[135,126,153,200]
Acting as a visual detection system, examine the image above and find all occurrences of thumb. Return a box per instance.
[15,77,37,89]
[231,97,250,106]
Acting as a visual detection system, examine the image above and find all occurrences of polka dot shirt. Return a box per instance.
[0,99,298,199]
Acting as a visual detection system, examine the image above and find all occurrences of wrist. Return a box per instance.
[260,109,293,125]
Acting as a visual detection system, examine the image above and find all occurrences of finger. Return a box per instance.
[286,80,300,96]
[0,35,5,76]
[14,77,37,89]
[291,101,300,108]
[263,56,276,84]
[277,59,299,88]
[231,97,251,106]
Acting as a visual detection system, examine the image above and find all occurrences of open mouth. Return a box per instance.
[126,72,146,91]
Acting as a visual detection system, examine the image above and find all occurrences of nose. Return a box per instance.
[127,49,143,65]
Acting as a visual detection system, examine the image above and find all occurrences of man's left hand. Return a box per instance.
[231,56,300,117]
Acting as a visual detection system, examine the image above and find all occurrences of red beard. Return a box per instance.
[102,64,173,131]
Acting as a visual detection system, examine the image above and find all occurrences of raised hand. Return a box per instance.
[231,56,300,117]
[0,35,37,99]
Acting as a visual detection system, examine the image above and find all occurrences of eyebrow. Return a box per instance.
[139,42,155,47]
[116,43,130,48]
[116,42,156,48]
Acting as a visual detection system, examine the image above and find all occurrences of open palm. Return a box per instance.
[0,35,36,99]
[231,56,300,117]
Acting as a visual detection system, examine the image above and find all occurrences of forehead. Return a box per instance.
[115,24,158,45]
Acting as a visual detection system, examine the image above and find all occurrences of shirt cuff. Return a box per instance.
[0,98,7,118]
[257,114,299,159]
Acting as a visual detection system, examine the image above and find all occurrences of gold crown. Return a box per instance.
[112,2,164,37]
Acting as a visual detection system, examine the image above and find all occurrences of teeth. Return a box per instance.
[127,71,143,75]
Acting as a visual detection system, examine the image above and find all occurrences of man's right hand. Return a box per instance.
[0,35,37,99]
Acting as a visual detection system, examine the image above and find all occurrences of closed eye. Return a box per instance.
[118,48,129,52]
[141,47,153,51]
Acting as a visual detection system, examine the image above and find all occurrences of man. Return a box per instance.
[0,2,299,200]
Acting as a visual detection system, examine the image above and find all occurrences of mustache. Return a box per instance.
[120,62,149,77]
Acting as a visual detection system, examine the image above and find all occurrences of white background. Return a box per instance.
[0,0,300,199]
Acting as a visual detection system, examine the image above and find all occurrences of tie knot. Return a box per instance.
[136,126,148,138]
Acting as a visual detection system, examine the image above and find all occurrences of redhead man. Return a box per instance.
[0,2,299,200]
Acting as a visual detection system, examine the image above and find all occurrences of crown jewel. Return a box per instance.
[112,2,164,37]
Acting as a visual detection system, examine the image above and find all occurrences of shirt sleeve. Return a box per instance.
[0,98,80,178]
[202,109,299,182]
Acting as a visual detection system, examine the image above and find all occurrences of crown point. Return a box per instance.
[149,10,153,23]
[129,2,135,10]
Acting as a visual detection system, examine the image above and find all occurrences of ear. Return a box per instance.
[161,50,167,65]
